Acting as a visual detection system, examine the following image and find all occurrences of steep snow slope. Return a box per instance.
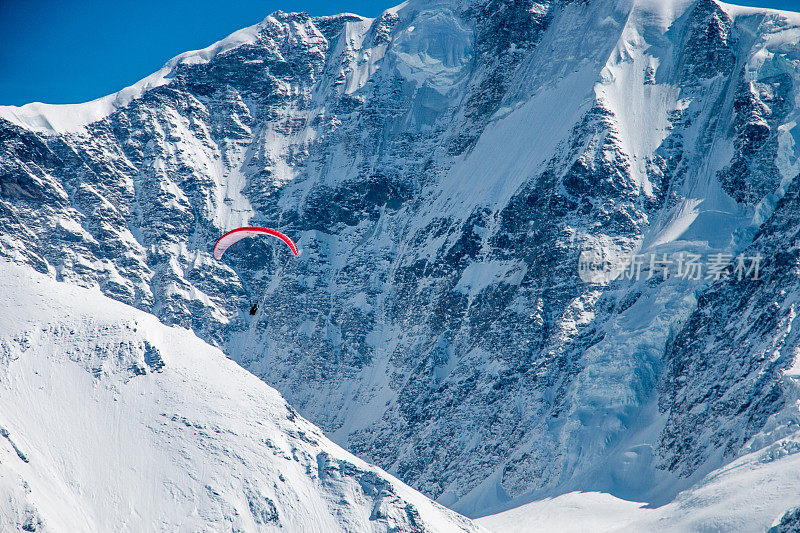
[477,421,800,532]
[0,21,272,135]
[1,0,800,519]
[477,169,800,531]
[0,261,478,532]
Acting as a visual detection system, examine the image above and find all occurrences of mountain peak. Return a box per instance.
[2,0,800,527]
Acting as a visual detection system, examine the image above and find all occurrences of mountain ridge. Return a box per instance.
[0,260,480,532]
[1,0,800,522]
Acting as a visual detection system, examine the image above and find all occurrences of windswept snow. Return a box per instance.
[477,426,800,532]
[2,0,800,527]
[0,261,478,532]
[0,17,276,135]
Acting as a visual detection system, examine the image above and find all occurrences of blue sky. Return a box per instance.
[1,0,798,106]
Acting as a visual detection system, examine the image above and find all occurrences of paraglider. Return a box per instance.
[213,226,298,319]
[213,226,298,260]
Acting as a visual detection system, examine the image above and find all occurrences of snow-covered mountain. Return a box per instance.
[0,261,478,532]
[1,0,800,525]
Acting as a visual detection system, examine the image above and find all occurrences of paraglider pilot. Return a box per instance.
[211,226,297,320]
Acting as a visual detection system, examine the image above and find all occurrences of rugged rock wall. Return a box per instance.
[1,0,800,516]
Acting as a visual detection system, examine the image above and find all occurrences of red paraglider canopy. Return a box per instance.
[213,227,298,260]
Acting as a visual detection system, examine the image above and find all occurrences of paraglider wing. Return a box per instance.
[213,227,298,260]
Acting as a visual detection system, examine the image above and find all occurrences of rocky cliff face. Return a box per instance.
[1,0,800,517]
